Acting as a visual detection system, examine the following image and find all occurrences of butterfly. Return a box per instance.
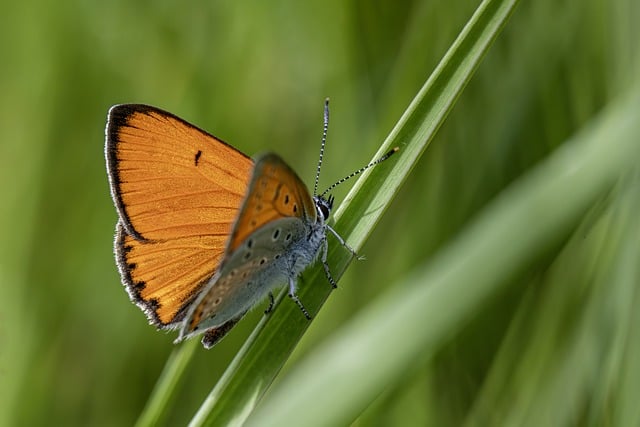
[105,100,397,348]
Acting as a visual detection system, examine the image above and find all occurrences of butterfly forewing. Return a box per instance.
[106,104,252,240]
[226,153,317,254]
[106,104,253,327]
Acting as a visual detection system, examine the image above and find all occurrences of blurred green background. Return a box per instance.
[1,0,639,426]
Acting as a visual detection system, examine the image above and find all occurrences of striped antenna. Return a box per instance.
[319,146,399,198]
[313,98,330,197]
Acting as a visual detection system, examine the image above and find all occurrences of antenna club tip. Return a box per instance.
[383,146,399,158]
[324,97,330,105]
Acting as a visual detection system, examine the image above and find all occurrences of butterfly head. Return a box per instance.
[312,99,398,227]
[313,194,334,222]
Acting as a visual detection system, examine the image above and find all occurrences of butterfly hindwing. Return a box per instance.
[116,223,225,327]
[201,314,247,349]
[182,217,308,336]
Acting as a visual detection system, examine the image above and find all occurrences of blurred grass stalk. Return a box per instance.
[246,86,640,427]
[464,167,640,426]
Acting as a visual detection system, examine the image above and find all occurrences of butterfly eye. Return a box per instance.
[314,196,332,221]
[318,204,330,220]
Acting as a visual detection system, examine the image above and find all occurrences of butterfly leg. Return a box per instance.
[264,292,275,315]
[288,277,311,320]
[326,225,365,260]
[321,237,338,289]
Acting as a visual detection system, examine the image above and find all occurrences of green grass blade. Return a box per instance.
[187,0,521,425]
[134,340,198,427]
[245,85,640,427]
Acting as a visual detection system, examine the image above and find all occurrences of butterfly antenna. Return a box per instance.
[313,98,330,197]
[319,146,399,198]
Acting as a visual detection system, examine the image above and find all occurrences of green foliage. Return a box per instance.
[1,0,638,426]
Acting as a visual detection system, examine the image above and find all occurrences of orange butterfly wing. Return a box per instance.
[106,104,253,327]
[225,153,317,255]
